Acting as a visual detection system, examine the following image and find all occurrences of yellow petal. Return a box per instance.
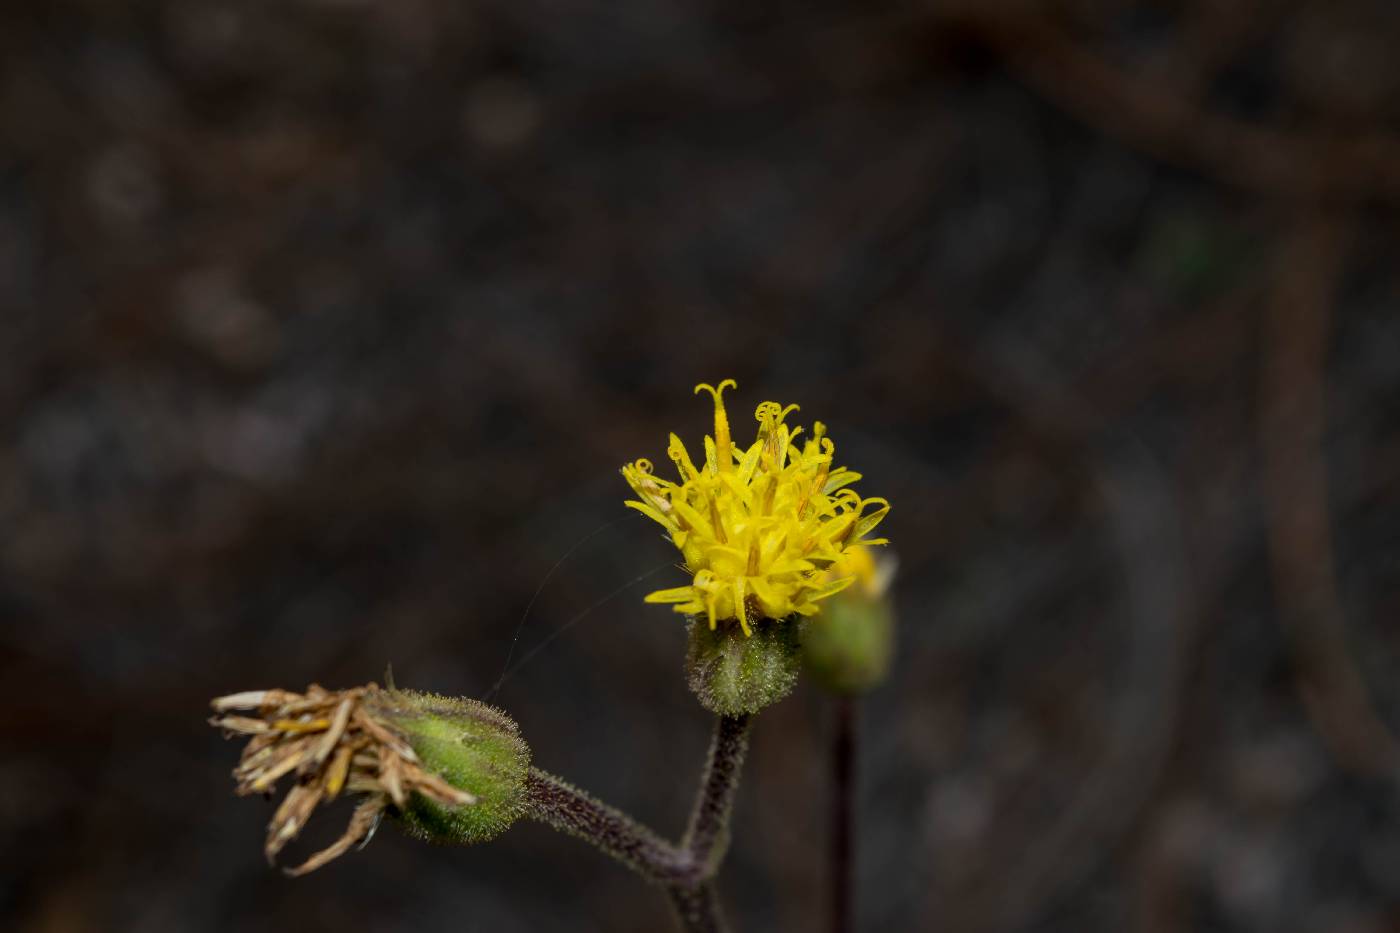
[803,574,856,603]
[644,586,698,604]
[624,499,673,530]
[852,498,890,542]
[667,433,701,482]
[732,578,751,636]
[823,470,862,494]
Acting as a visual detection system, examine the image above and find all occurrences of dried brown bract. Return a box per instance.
[210,683,476,876]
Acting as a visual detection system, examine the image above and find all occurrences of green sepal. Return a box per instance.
[685,616,801,715]
[371,690,531,844]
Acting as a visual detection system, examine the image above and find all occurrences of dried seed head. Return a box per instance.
[210,683,528,875]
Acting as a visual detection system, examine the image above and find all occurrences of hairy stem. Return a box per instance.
[668,882,727,933]
[683,714,752,873]
[664,714,751,932]
[830,697,855,933]
[522,714,752,932]
[523,769,695,886]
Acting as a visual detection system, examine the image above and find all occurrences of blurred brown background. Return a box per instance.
[2,0,1399,930]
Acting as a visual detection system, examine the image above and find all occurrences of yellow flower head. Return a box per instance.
[622,379,890,635]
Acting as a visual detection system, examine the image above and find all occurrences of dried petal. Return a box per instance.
[356,711,418,762]
[324,744,354,801]
[313,698,354,766]
[211,691,272,712]
[210,716,271,735]
[249,741,311,792]
[266,781,324,862]
[378,745,406,808]
[283,798,385,878]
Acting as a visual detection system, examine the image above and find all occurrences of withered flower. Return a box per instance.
[210,683,477,876]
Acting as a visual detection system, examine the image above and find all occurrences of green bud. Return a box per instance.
[685,617,801,716]
[802,573,895,695]
[372,690,532,845]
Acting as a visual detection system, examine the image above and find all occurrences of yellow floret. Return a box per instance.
[622,380,890,635]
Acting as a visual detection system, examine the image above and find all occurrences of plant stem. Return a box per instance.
[831,697,855,933]
[683,714,751,872]
[668,713,751,933]
[522,714,752,932]
[522,769,694,885]
[668,882,726,933]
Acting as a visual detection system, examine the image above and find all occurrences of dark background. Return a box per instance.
[3,1,1399,930]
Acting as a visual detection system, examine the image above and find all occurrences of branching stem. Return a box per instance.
[522,769,696,885]
[522,714,752,932]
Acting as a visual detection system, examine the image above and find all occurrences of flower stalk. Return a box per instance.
[523,714,752,932]
[522,770,695,886]
[681,714,751,876]
[830,696,855,933]
[803,548,898,933]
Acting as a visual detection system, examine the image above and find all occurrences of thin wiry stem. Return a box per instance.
[830,697,855,933]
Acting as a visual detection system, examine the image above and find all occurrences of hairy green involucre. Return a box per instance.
[374,691,532,844]
[685,618,801,716]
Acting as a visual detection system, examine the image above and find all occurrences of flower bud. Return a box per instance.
[685,616,802,716]
[802,547,897,695]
